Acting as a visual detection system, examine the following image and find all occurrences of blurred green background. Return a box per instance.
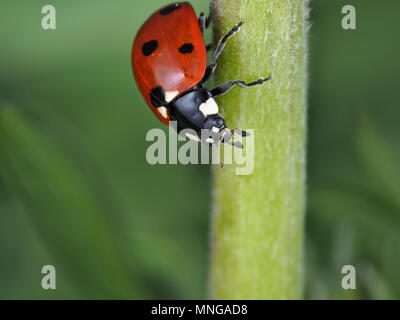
[0,0,399,299]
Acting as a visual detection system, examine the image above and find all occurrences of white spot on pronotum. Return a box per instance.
[212,126,219,133]
[158,106,168,119]
[199,98,218,117]
[165,90,179,103]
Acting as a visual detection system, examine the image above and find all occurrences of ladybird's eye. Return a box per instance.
[142,40,158,56]
[178,43,194,54]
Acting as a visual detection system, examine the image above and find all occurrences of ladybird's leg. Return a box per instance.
[233,128,250,137]
[210,76,272,97]
[212,20,244,63]
[226,141,243,149]
[201,20,244,84]
[198,12,206,34]
[201,12,212,51]
[200,61,217,85]
[199,3,212,33]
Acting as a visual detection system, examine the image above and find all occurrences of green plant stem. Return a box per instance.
[209,0,309,299]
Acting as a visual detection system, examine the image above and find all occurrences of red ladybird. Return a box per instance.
[131,2,270,148]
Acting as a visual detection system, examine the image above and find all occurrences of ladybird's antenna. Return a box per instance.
[219,128,244,148]
[233,128,250,137]
[227,141,243,149]
[220,128,232,144]
[215,127,244,167]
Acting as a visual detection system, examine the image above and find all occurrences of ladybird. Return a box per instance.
[131,2,271,148]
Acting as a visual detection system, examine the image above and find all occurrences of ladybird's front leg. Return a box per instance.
[210,76,272,97]
[198,12,212,34]
[198,12,206,34]
[201,61,217,85]
[198,3,212,34]
[199,11,213,51]
[233,128,251,137]
[201,20,244,85]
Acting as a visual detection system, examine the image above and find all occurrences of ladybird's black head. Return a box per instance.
[203,114,226,131]
[168,88,248,148]
[204,115,250,148]
[203,115,237,146]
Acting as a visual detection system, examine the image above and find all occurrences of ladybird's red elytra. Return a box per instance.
[131,2,271,149]
[132,2,206,125]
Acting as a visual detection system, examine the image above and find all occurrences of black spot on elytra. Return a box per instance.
[150,86,167,107]
[178,43,194,54]
[160,3,181,15]
[142,40,158,56]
